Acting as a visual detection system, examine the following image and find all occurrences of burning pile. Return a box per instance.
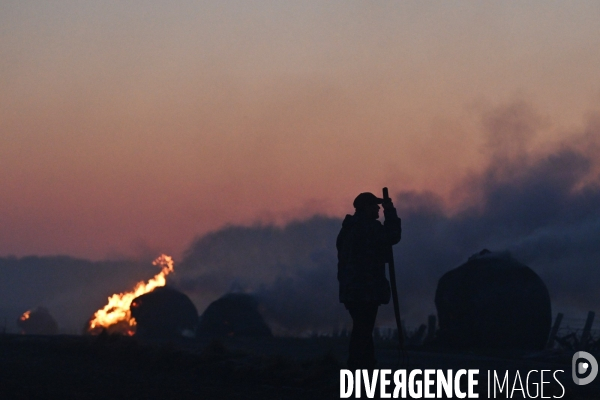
[86,254,174,335]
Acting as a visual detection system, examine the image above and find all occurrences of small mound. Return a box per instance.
[130,286,199,339]
[17,307,58,335]
[197,293,272,338]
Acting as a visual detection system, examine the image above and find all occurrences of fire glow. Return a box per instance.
[86,254,174,335]
[19,310,31,321]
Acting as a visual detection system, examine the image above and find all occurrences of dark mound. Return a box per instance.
[130,286,198,339]
[197,293,272,338]
[435,249,552,350]
[17,307,58,335]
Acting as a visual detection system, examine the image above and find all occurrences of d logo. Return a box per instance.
[572,351,598,385]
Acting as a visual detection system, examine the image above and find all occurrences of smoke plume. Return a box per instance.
[176,102,600,333]
[2,102,598,336]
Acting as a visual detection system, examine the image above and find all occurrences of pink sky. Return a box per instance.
[1,1,599,260]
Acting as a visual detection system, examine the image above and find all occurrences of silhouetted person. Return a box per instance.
[337,192,401,369]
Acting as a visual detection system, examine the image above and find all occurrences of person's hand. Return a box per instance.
[382,199,394,211]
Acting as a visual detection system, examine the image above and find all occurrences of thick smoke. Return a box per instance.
[177,102,600,334]
[173,217,346,334]
[392,105,600,327]
[2,102,598,336]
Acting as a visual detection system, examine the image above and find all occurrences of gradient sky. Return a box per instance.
[1,1,599,260]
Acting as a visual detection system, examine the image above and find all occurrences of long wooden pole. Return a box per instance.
[383,187,404,349]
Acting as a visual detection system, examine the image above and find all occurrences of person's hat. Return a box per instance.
[353,192,383,209]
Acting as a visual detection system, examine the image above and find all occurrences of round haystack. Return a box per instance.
[435,249,551,350]
[130,286,199,339]
[17,307,58,335]
[197,293,272,338]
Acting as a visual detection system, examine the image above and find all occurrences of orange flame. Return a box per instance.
[20,310,31,321]
[87,254,174,335]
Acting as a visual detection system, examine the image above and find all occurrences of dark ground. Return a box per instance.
[1,334,598,399]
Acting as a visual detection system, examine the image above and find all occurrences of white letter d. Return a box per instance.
[341,370,354,398]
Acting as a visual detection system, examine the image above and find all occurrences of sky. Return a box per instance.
[1,1,600,260]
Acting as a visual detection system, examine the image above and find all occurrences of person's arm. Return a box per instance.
[382,201,401,245]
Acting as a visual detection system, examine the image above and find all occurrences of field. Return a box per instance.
[1,334,599,399]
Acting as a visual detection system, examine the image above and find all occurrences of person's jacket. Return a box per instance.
[336,207,401,304]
